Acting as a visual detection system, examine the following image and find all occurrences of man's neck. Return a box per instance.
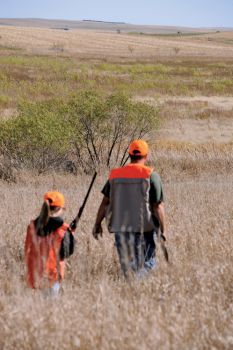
[130,160,146,165]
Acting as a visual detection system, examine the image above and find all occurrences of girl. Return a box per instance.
[25,191,75,296]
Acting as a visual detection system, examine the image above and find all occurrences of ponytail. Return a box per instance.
[36,200,50,237]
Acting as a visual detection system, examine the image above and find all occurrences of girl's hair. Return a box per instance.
[36,201,62,236]
[36,200,50,237]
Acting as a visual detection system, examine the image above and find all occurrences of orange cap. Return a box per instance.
[128,140,149,157]
[44,191,65,208]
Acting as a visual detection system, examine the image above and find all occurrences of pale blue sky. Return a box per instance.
[1,0,233,28]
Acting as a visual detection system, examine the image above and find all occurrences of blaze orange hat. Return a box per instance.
[44,191,65,208]
[128,139,149,156]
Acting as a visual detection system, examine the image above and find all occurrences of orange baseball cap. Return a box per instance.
[44,191,65,208]
[128,140,149,156]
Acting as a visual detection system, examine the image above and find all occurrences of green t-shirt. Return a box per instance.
[101,171,164,228]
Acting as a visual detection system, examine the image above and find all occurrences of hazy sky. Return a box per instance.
[1,0,233,28]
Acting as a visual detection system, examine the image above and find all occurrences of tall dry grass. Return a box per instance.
[0,148,232,350]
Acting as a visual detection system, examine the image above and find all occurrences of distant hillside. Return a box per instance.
[0,18,231,34]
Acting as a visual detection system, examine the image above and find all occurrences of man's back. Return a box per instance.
[106,163,154,233]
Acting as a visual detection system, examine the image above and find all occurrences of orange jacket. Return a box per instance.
[24,220,69,289]
[109,163,152,180]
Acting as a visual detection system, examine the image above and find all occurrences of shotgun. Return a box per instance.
[70,171,97,231]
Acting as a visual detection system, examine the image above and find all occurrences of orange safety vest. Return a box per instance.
[107,163,155,233]
[24,221,69,289]
[109,163,153,180]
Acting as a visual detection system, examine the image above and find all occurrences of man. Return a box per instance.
[93,140,167,276]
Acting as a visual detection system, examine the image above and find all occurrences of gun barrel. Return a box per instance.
[70,171,97,230]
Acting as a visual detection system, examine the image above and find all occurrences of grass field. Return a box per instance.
[0,25,233,350]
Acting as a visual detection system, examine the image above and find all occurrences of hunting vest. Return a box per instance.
[106,163,155,233]
[25,221,69,289]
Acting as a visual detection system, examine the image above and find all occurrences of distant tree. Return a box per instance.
[173,47,180,55]
[128,45,134,54]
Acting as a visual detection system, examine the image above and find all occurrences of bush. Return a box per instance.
[0,99,73,173]
[0,95,9,108]
[0,91,159,176]
[0,157,16,182]
[68,91,159,171]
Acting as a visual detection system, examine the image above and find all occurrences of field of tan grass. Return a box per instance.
[0,158,232,349]
[1,26,233,60]
[0,25,233,350]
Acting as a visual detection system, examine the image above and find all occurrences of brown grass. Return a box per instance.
[1,26,233,60]
[0,146,233,349]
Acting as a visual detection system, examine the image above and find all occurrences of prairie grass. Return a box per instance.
[158,99,233,121]
[0,148,232,349]
[0,44,23,51]
[1,54,233,111]
[1,26,233,60]
[0,27,232,349]
[0,94,9,108]
[151,141,233,180]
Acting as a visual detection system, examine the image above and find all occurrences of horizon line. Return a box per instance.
[1,17,233,30]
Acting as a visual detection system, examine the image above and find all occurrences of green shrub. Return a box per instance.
[0,95,9,108]
[0,91,159,176]
[67,91,159,171]
[0,99,73,173]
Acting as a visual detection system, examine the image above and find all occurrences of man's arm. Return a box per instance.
[93,196,110,239]
[153,201,167,239]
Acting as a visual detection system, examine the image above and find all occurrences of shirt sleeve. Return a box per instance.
[101,180,110,198]
[149,171,164,204]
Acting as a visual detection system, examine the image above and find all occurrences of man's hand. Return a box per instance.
[92,223,103,240]
[161,232,167,242]
[153,202,167,240]
[158,228,169,263]
[92,196,109,240]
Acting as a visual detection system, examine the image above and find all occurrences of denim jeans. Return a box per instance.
[42,282,61,298]
[114,231,157,276]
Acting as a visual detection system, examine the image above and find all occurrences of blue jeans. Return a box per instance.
[42,282,61,298]
[114,231,157,276]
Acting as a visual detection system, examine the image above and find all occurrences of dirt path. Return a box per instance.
[156,116,233,143]
[139,96,233,144]
[139,96,233,111]
[161,96,233,111]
